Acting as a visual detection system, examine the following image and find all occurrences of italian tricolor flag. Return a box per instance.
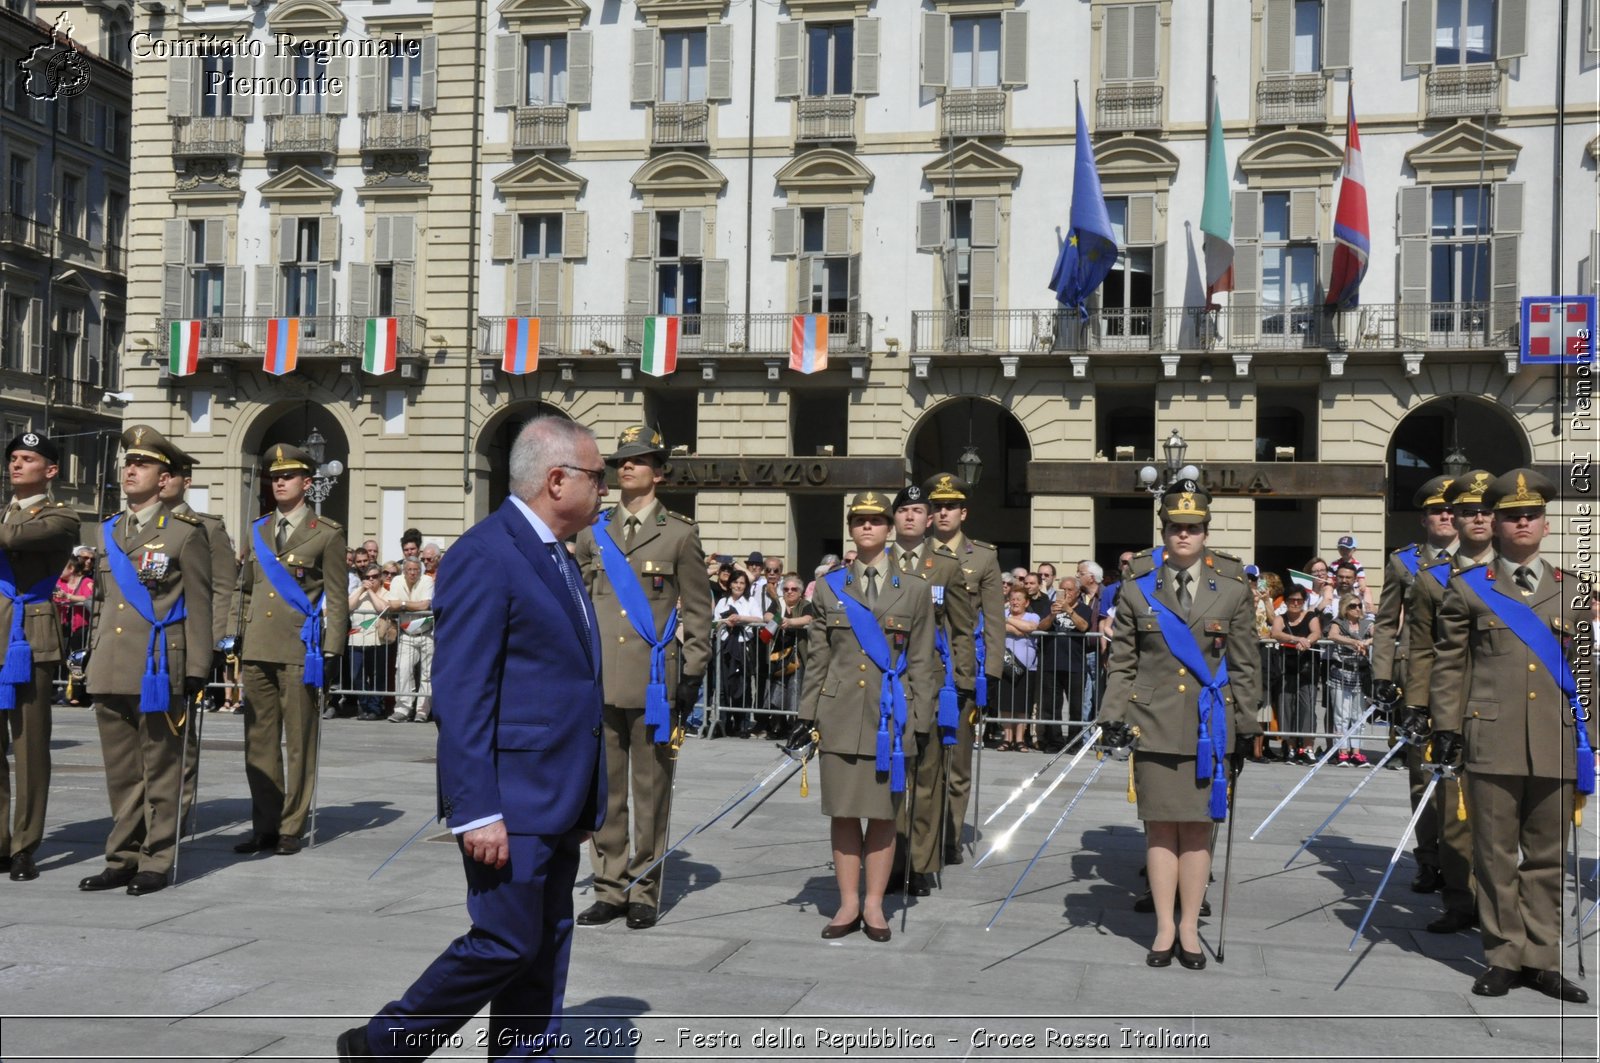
[641,315,679,377]
[363,317,398,375]
[169,320,201,377]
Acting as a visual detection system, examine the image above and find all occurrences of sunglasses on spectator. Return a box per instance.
[363,572,382,579]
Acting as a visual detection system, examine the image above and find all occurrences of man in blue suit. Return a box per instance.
[340,416,609,1060]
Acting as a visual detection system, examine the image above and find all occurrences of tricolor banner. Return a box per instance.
[363,317,398,375]
[168,320,201,377]
[502,317,540,374]
[263,318,300,376]
[1326,86,1370,309]
[641,315,679,377]
[789,314,829,374]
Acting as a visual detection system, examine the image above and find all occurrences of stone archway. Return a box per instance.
[906,397,1032,571]
[245,402,354,529]
[1385,395,1527,545]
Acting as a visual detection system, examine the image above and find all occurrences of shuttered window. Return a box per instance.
[1099,195,1164,340]
[807,23,853,96]
[1103,3,1159,81]
[525,36,568,105]
[661,30,708,103]
[950,17,1000,89]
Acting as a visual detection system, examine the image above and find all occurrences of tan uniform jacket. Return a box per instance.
[239,511,349,662]
[800,561,937,755]
[575,501,713,707]
[1372,543,1450,685]
[1431,558,1594,779]
[0,499,77,663]
[1404,552,1489,711]
[893,540,973,728]
[933,533,1003,686]
[1098,549,1262,756]
[86,506,213,694]
[173,503,237,645]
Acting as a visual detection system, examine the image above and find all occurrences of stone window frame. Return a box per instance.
[488,155,589,317]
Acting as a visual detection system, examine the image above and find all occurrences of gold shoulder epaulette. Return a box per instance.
[1212,548,1240,562]
[668,510,696,526]
[1390,543,1418,559]
[1126,550,1158,577]
[969,539,996,551]
[1422,554,1452,570]
[170,511,203,526]
[314,515,344,531]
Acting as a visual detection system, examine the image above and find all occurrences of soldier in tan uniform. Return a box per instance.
[0,433,78,881]
[1402,469,1495,935]
[77,426,212,896]
[234,444,348,856]
[573,425,713,930]
[1097,480,1260,970]
[1371,474,1458,894]
[888,483,974,896]
[1431,469,1593,1003]
[796,490,936,942]
[925,473,1003,863]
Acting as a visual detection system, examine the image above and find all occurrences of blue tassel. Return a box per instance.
[875,723,891,773]
[890,747,906,793]
[1208,772,1228,821]
[645,680,670,744]
[303,647,323,688]
[141,669,170,714]
[941,726,957,747]
[937,686,958,733]
[0,682,15,710]
[0,632,30,685]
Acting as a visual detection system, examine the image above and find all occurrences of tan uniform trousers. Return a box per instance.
[93,694,185,875]
[589,704,676,908]
[943,692,980,853]
[1468,770,1571,970]
[0,665,53,858]
[241,661,319,839]
[1406,740,1442,870]
[1436,772,1476,916]
[898,733,946,875]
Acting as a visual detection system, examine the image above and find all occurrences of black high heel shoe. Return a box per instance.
[1177,945,1207,970]
[1146,943,1176,968]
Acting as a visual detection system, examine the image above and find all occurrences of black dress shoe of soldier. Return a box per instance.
[576,900,626,926]
[1425,909,1478,934]
[9,851,38,881]
[275,836,303,855]
[909,872,934,897]
[1472,966,1519,997]
[1522,968,1590,1004]
[233,833,280,854]
[126,871,168,896]
[1410,865,1443,894]
[625,903,658,929]
[79,866,136,892]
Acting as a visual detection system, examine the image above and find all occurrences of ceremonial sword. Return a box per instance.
[974,726,1102,869]
[1283,734,1414,869]
[1251,703,1379,840]
[983,724,1092,827]
[1348,767,1444,950]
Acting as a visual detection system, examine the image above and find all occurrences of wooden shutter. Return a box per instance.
[1131,4,1159,79]
[1232,241,1259,342]
[392,261,414,321]
[1127,194,1156,245]
[1398,187,1429,308]
[562,211,588,259]
[162,266,184,321]
[325,58,348,114]
[1290,189,1318,242]
[260,55,284,117]
[1588,230,1600,294]
[167,56,193,117]
[1590,0,1600,54]
[1398,186,1429,238]
[794,256,814,313]
[1497,0,1528,59]
[204,218,226,265]
[824,205,850,256]
[26,298,42,372]
[566,32,592,106]
[348,264,372,321]
[1150,241,1167,340]
[1323,0,1353,70]
[1264,0,1293,74]
[1489,233,1519,333]
[320,216,340,263]
[707,24,733,101]
[277,218,297,263]
[854,18,880,96]
[971,198,999,249]
[1404,0,1435,67]
[632,211,652,258]
[358,56,381,114]
[846,254,862,346]
[1233,190,1261,242]
[625,259,652,320]
[771,206,799,258]
[679,208,704,259]
[375,215,394,262]
[420,36,439,111]
[229,57,254,117]
[921,12,949,90]
[917,200,945,251]
[491,214,515,261]
[776,21,802,98]
[494,35,518,108]
[1000,10,1028,87]
[1492,182,1523,234]
[254,264,276,316]
[164,217,186,264]
[632,29,657,104]
[969,249,997,345]
[315,264,333,315]
[1104,5,1130,81]
[511,261,535,314]
[702,258,729,345]
[536,260,563,318]
[391,219,416,263]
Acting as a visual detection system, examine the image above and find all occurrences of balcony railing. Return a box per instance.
[172,116,246,159]
[361,111,431,150]
[477,312,872,364]
[1427,65,1500,118]
[910,302,1520,354]
[942,88,1005,138]
[0,211,53,255]
[512,105,570,149]
[652,101,709,147]
[159,316,346,362]
[48,376,101,408]
[266,113,341,154]
[796,96,856,141]
[1256,75,1326,125]
[1096,82,1163,131]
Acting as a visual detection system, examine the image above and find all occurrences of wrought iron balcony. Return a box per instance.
[1256,75,1326,125]
[1096,83,1163,132]
[796,96,856,142]
[172,116,246,159]
[160,316,348,363]
[348,314,428,358]
[265,113,341,154]
[1427,65,1500,118]
[652,101,710,147]
[361,111,431,151]
[512,105,571,150]
[942,88,1006,138]
[477,312,872,364]
[47,376,102,409]
[0,211,53,256]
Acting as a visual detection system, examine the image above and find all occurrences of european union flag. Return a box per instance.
[1049,97,1118,319]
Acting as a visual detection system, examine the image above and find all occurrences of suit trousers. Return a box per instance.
[944,692,980,851]
[0,665,53,857]
[241,661,319,839]
[368,830,583,1061]
[395,634,435,719]
[1467,770,1570,970]
[898,734,946,875]
[93,693,184,874]
[590,704,675,908]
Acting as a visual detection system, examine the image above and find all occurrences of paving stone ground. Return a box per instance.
[4,711,1597,1061]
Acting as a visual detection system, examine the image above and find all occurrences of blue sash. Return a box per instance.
[824,569,910,793]
[101,516,187,714]
[974,608,989,708]
[1457,566,1594,795]
[0,548,55,710]
[251,516,326,687]
[594,521,679,744]
[1133,549,1232,820]
[1396,545,1450,588]
[932,627,960,746]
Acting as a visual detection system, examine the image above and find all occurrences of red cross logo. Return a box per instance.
[1527,300,1591,359]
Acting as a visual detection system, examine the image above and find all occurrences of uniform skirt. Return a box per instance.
[819,752,903,820]
[1132,750,1215,823]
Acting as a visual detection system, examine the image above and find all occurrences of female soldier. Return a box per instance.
[1098,480,1261,970]
[792,491,935,942]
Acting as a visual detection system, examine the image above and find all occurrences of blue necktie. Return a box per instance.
[549,542,591,638]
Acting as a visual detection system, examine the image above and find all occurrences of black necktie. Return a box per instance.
[276,517,290,553]
[1514,565,1535,593]
[1175,571,1192,615]
[864,567,879,607]
[549,542,591,636]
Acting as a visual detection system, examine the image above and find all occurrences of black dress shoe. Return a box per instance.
[1521,967,1590,1003]
[1410,865,1443,894]
[944,846,964,866]
[275,836,303,855]
[233,833,280,854]
[625,903,658,929]
[126,871,168,896]
[909,872,933,897]
[1146,943,1175,968]
[821,916,861,939]
[1426,909,1478,934]
[1200,897,1212,918]
[1472,966,1519,997]
[9,851,38,881]
[862,920,891,943]
[576,900,626,926]
[79,867,136,891]
[337,1025,372,1061]
[1134,889,1155,913]
[1177,945,1207,970]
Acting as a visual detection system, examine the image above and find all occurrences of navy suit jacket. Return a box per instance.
[432,500,605,836]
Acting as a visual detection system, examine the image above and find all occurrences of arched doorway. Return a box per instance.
[1386,397,1527,545]
[248,402,353,528]
[907,399,1031,570]
[475,401,570,520]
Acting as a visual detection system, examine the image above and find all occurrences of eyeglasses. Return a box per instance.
[783,586,802,593]
[1499,508,1545,523]
[765,568,782,576]
[363,573,382,580]
[558,464,607,489]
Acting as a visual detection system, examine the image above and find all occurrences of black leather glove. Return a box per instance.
[915,729,930,756]
[1372,679,1402,707]
[183,676,207,699]
[783,719,816,754]
[1100,719,1136,748]
[1228,749,1247,780]
[1400,705,1432,741]
[675,674,703,716]
[1432,730,1464,770]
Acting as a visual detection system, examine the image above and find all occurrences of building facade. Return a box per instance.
[122,0,1598,575]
